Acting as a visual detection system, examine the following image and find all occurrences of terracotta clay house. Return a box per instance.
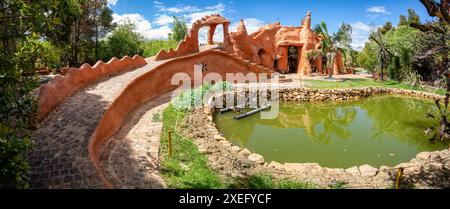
[156,11,344,75]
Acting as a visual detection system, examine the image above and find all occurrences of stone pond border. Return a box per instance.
[198,87,450,188]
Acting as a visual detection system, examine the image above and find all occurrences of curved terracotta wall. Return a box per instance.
[37,55,147,122]
[155,14,233,61]
[88,49,272,187]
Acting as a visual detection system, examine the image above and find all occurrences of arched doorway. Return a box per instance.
[288,46,298,73]
[258,49,268,67]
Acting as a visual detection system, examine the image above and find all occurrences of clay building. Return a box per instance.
[156,11,344,75]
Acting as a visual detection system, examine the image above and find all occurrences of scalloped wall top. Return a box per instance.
[37,55,147,122]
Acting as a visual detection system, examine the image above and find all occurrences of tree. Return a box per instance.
[172,16,188,42]
[333,23,352,48]
[370,31,394,81]
[92,0,115,60]
[407,9,421,24]
[380,21,393,34]
[399,15,408,26]
[69,0,114,67]
[333,23,354,69]
[308,21,348,79]
[0,0,61,188]
[100,23,144,60]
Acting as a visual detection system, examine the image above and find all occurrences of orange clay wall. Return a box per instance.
[155,14,233,61]
[37,55,147,122]
[88,49,273,187]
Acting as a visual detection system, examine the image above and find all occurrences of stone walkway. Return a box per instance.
[28,59,165,188]
[99,93,172,189]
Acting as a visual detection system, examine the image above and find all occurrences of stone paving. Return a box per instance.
[28,59,165,188]
[99,93,172,189]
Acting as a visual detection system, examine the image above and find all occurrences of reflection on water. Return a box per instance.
[214,94,449,168]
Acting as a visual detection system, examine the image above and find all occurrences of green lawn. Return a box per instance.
[160,104,224,189]
[305,79,446,95]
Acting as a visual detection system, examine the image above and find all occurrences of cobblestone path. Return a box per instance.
[28,59,165,188]
[99,93,172,189]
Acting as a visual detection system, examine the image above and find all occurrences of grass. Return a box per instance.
[142,39,179,57]
[305,78,446,95]
[160,104,223,189]
[328,181,347,189]
[245,173,318,189]
[152,113,161,122]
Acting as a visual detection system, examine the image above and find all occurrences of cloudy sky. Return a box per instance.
[107,0,433,51]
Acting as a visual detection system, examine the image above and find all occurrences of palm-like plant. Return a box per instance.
[307,21,347,79]
[369,31,394,81]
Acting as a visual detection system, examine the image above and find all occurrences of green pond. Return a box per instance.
[214,94,449,168]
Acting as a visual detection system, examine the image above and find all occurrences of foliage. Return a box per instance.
[334,23,357,68]
[246,173,318,189]
[35,41,63,70]
[142,39,179,57]
[172,16,188,42]
[100,23,144,61]
[0,0,55,188]
[172,82,233,110]
[160,104,223,189]
[72,0,114,66]
[424,93,450,141]
[308,21,348,77]
[329,181,347,189]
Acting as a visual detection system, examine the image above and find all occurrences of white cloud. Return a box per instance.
[107,0,118,6]
[230,18,266,34]
[111,2,264,43]
[154,14,173,26]
[350,22,380,50]
[112,13,172,40]
[367,6,391,15]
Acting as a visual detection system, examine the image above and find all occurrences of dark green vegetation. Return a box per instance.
[357,5,449,89]
[0,0,187,188]
[215,94,449,168]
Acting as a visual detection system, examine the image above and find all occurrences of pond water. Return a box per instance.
[214,94,449,168]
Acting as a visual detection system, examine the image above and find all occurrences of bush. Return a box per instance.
[35,41,62,70]
[142,39,179,57]
[1,36,39,189]
[100,23,144,61]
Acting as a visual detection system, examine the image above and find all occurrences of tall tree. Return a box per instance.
[407,9,421,24]
[69,0,113,66]
[333,23,354,68]
[0,0,60,188]
[370,31,394,81]
[92,0,114,60]
[380,21,393,34]
[333,23,352,48]
[172,16,188,42]
[399,15,408,26]
[412,0,449,89]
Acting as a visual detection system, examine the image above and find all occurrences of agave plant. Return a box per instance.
[425,93,450,141]
[307,21,347,79]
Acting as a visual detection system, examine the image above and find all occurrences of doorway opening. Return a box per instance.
[288,46,298,73]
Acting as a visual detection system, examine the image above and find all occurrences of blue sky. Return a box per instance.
[107,0,433,50]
